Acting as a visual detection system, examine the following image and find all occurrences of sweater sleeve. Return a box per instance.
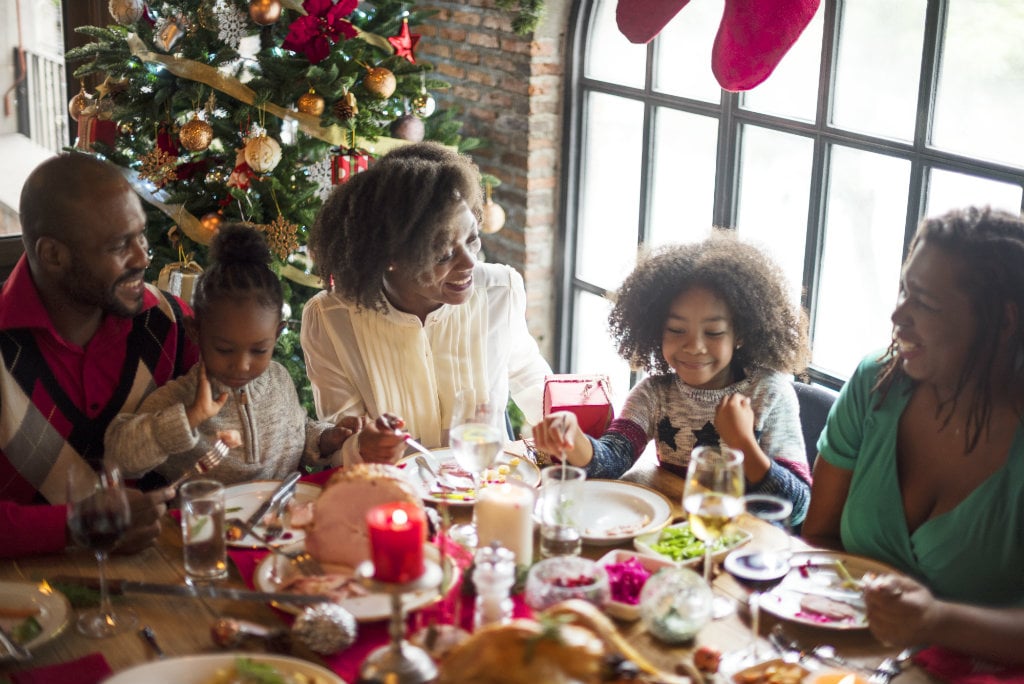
[749,373,811,527]
[0,501,68,558]
[300,295,367,423]
[584,428,642,479]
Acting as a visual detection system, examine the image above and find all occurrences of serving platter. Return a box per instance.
[223,480,321,548]
[103,652,346,683]
[0,580,70,660]
[397,447,540,506]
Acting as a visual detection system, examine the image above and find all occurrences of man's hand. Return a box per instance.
[113,487,174,554]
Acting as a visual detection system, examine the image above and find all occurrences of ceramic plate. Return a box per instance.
[568,480,673,545]
[103,652,346,683]
[0,581,70,660]
[253,542,458,621]
[397,448,541,506]
[223,480,321,548]
[633,521,752,567]
[761,551,900,630]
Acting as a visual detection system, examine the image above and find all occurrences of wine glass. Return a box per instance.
[66,463,137,638]
[682,444,745,619]
[721,494,794,671]
[447,390,504,549]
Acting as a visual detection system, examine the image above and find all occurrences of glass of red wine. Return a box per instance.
[66,463,137,638]
[721,493,794,670]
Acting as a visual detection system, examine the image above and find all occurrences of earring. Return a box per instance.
[386,264,396,272]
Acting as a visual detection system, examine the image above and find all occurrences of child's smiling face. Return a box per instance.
[196,297,283,389]
[661,287,739,390]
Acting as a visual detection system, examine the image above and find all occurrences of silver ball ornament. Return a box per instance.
[292,602,358,654]
[411,93,436,118]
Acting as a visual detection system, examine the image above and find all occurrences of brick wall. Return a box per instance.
[420,0,571,363]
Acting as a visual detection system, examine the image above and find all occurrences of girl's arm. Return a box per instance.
[801,457,851,549]
[532,411,647,479]
[104,386,202,477]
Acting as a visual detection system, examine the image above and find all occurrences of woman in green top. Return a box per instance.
[804,207,1024,664]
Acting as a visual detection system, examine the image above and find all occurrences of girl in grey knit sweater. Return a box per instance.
[105,224,357,486]
[533,232,812,526]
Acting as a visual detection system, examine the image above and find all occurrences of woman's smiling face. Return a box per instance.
[661,287,739,390]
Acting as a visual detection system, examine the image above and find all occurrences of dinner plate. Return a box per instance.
[253,542,458,621]
[223,480,322,548]
[760,550,900,630]
[0,580,70,660]
[103,652,346,683]
[569,480,673,545]
[397,447,541,506]
[633,521,752,567]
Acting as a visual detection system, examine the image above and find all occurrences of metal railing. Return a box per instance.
[13,47,69,154]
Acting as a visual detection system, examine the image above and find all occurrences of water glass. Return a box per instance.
[537,465,586,558]
[180,479,227,582]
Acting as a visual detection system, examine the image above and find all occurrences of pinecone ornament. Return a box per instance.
[332,92,358,121]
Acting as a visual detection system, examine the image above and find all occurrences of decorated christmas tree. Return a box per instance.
[66,0,475,412]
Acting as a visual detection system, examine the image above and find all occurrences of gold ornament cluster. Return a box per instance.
[263,215,300,260]
[139,147,179,188]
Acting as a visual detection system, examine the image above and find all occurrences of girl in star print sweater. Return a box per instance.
[534,232,812,526]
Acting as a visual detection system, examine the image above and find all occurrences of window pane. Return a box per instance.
[926,169,1023,217]
[648,108,718,247]
[814,146,909,377]
[739,6,824,122]
[575,92,645,291]
[571,290,632,407]
[832,0,925,141]
[735,126,814,306]
[932,0,1024,167]
[653,0,722,103]
[585,0,647,88]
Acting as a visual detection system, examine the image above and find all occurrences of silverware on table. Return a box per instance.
[770,625,863,672]
[263,489,294,541]
[139,625,166,659]
[0,622,31,661]
[48,575,329,604]
[869,646,922,684]
[226,471,301,540]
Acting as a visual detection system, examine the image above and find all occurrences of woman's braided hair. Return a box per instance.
[309,141,483,311]
[193,222,283,318]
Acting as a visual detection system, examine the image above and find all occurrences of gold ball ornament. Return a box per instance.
[390,114,425,142]
[296,90,325,116]
[481,199,506,234]
[199,212,223,241]
[249,0,282,25]
[364,67,397,99]
[244,134,283,174]
[179,116,214,152]
[68,86,92,122]
[108,0,144,25]
[411,93,436,118]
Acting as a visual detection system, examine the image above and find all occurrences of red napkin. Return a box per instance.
[9,653,112,684]
[913,647,1024,684]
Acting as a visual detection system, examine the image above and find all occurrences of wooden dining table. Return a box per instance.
[0,446,936,683]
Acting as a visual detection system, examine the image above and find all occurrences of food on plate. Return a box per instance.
[694,645,722,673]
[0,605,39,620]
[798,594,861,623]
[301,464,422,568]
[279,573,368,602]
[604,556,652,605]
[648,525,745,562]
[732,659,808,684]
[203,656,332,683]
[586,515,651,538]
[10,615,42,644]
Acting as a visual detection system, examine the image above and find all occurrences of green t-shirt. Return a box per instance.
[818,355,1024,607]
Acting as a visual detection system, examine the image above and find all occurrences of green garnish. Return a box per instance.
[234,656,287,684]
[11,616,42,644]
[650,525,744,562]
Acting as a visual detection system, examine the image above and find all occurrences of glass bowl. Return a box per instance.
[524,556,610,611]
[639,566,712,643]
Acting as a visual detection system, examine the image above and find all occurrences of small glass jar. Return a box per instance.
[473,544,516,628]
[639,567,713,643]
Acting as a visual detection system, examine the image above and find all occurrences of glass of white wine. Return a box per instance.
[447,390,504,549]
[682,444,745,619]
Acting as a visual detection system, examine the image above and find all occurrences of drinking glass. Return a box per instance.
[537,465,587,558]
[66,463,136,638]
[722,494,794,671]
[447,390,504,549]
[180,479,228,583]
[682,444,745,619]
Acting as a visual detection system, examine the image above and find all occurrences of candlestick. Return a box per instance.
[475,479,535,569]
[367,502,426,583]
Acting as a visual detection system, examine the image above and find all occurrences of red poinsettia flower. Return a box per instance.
[282,0,359,64]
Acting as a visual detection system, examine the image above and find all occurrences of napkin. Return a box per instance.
[9,652,112,684]
[913,646,1024,684]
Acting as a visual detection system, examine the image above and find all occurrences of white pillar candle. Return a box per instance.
[475,480,535,568]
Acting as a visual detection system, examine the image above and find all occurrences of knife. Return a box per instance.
[244,472,301,529]
[49,576,330,605]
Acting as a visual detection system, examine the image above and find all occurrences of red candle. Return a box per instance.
[366,502,426,583]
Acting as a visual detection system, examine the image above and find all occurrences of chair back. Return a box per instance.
[792,380,838,470]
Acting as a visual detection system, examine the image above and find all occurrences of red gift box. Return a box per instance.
[331,149,372,184]
[76,114,117,152]
[543,374,614,438]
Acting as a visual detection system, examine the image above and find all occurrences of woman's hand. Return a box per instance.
[714,393,755,447]
[112,487,174,554]
[864,574,940,647]
[186,364,228,430]
[356,413,408,464]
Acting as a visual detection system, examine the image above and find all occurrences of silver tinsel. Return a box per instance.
[292,602,358,654]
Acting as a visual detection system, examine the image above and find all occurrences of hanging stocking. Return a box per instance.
[615,0,691,44]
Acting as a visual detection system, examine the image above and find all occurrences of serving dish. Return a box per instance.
[0,580,70,660]
[223,480,321,548]
[633,520,752,566]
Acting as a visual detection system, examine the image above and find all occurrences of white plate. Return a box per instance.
[572,480,673,545]
[633,521,752,567]
[397,448,541,506]
[103,652,346,683]
[761,551,900,630]
[0,580,70,660]
[223,480,322,548]
[596,549,676,621]
[253,543,458,622]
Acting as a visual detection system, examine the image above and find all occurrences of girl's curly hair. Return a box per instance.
[193,222,283,318]
[609,230,810,376]
[873,206,1024,453]
[308,142,484,311]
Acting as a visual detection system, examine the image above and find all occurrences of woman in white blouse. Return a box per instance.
[301,142,551,464]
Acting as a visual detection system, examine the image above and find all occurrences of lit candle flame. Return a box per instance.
[838,675,857,684]
[392,508,409,525]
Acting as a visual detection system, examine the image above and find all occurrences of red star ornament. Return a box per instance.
[387,18,420,64]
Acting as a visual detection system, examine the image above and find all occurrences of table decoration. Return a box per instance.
[475,479,535,570]
[366,503,426,584]
[639,566,713,643]
[471,544,515,628]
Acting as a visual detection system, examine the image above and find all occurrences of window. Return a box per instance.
[558,0,1024,393]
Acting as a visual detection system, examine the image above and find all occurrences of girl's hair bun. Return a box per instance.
[209,223,272,266]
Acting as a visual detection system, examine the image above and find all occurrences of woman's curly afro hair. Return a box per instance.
[609,230,810,376]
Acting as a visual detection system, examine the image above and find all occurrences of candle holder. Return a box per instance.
[356,558,443,684]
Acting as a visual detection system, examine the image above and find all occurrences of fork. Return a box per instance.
[869,647,920,684]
[168,440,229,489]
[262,490,294,541]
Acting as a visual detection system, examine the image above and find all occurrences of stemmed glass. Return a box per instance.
[447,390,504,549]
[721,494,794,671]
[682,445,745,619]
[66,463,137,638]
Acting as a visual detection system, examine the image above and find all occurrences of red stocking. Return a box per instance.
[712,0,821,91]
[616,0,692,44]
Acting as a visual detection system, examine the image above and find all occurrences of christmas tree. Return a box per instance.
[66,0,475,413]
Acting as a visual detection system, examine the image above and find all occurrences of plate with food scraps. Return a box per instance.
[760,551,900,630]
[633,521,752,566]
[103,653,345,684]
[223,480,322,548]
[568,480,673,545]
[0,580,70,660]
[397,448,541,506]
[253,542,459,621]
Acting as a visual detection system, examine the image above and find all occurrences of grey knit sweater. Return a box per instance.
[105,361,340,485]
